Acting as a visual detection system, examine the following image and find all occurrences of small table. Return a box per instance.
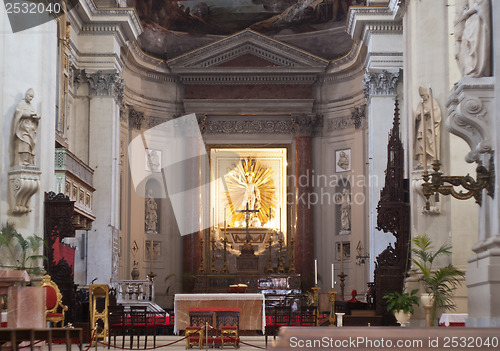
[439,313,467,327]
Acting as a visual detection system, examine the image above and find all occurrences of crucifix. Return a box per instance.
[236,203,259,244]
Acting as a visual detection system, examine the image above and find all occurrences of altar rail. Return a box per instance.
[0,328,82,351]
[112,280,154,303]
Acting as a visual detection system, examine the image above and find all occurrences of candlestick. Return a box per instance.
[331,263,334,289]
[279,208,282,233]
[314,259,318,285]
[421,98,428,175]
[428,85,438,161]
[224,208,226,229]
[340,242,344,273]
[213,207,215,227]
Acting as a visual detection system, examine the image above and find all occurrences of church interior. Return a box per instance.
[1,0,500,343]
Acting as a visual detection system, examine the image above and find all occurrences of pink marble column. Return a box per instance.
[294,136,314,288]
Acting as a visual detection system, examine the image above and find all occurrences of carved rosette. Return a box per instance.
[446,77,494,164]
[363,70,400,100]
[8,166,41,215]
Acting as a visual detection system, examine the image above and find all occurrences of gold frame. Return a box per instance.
[39,274,68,327]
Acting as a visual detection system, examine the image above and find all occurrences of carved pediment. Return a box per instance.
[168,29,328,70]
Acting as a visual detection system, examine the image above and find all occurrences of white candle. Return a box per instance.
[279,208,282,233]
[331,263,334,289]
[224,208,226,229]
[314,259,318,285]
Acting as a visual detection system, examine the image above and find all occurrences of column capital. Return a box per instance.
[86,71,124,103]
[291,114,323,136]
[363,69,401,101]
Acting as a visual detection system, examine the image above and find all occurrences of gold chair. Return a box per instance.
[40,274,68,327]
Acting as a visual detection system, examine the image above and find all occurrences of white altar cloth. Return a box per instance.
[173,293,265,334]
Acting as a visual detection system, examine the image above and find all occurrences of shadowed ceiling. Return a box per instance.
[127,0,364,60]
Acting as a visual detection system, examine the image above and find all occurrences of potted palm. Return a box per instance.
[383,288,420,327]
[411,234,465,326]
[0,222,46,280]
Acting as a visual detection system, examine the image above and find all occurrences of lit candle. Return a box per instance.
[428,85,438,161]
[314,259,318,285]
[421,98,428,175]
[331,263,334,289]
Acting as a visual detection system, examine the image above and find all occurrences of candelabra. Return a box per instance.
[422,157,494,208]
[288,237,296,273]
[198,235,205,274]
[265,237,274,273]
[328,289,336,326]
[277,238,285,273]
[221,237,229,274]
[210,232,217,274]
[312,284,320,326]
[337,272,347,300]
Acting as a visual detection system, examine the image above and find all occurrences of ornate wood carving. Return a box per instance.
[44,191,76,323]
[374,100,410,324]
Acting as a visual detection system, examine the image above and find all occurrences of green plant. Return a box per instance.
[411,234,465,325]
[0,222,46,275]
[383,288,420,314]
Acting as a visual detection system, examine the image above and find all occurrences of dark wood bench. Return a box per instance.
[0,328,82,351]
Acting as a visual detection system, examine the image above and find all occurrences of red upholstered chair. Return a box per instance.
[40,274,68,327]
[215,308,240,349]
[186,308,214,349]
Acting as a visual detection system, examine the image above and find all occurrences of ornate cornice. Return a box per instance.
[446,77,495,163]
[291,114,323,136]
[202,119,292,134]
[327,116,355,132]
[179,73,318,85]
[363,69,400,99]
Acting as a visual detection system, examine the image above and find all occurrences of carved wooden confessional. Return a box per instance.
[374,100,411,324]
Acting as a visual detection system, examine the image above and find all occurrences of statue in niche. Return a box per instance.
[336,188,351,233]
[13,88,40,166]
[414,86,441,168]
[145,189,158,233]
[455,0,491,77]
[242,172,261,227]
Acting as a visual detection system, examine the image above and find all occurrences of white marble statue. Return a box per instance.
[455,0,491,77]
[414,87,441,168]
[337,151,350,170]
[338,188,351,232]
[145,189,158,233]
[13,88,40,166]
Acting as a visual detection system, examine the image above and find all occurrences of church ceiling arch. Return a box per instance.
[129,0,362,60]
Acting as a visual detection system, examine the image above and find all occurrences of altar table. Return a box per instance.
[173,293,265,334]
[439,313,467,327]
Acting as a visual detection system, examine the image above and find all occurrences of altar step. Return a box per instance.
[343,309,383,326]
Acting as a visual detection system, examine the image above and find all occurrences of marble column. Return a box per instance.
[86,71,123,283]
[294,131,314,288]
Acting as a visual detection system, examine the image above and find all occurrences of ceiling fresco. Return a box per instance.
[128,0,366,60]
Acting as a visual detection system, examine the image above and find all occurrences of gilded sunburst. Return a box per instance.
[224,158,277,226]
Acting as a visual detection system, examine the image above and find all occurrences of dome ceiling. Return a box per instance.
[128,0,363,61]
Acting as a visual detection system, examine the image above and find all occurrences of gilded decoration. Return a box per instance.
[224,158,277,227]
